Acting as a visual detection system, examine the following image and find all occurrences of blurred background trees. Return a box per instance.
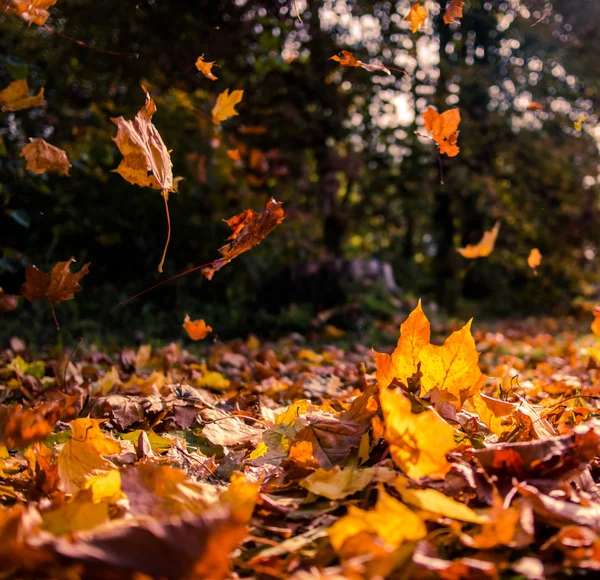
[1,0,599,343]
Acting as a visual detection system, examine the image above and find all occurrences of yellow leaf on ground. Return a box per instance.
[458,222,501,258]
[212,89,244,125]
[195,55,218,80]
[42,489,110,536]
[57,418,120,493]
[0,80,45,112]
[83,469,122,503]
[20,138,71,176]
[405,3,427,32]
[381,387,456,480]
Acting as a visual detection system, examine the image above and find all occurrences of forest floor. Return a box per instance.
[2,310,600,579]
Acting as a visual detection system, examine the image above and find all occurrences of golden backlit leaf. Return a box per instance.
[374,299,430,389]
[211,89,244,125]
[0,79,45,112]
[201,198,285,280]
[183,315,213,341]
[329,50,391,75]
[380,387,456,480]
[20,138,71,176]
[423,106,461,157]
[42,489,111,536]
[458,221,500,259]
[21,257,90,304]
[57,418,121,493]
[443,0,464,25]
[195,55,218,80]
[528,248,542,272]
[2,0,57,25]
[405,3,427,32]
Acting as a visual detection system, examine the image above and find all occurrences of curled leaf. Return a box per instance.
[195,55,218,80]
[329,50,391,75]
[458,221,500,259]
[0,79,45,112]
[20,138,71,176]
[443,0,464,25]
[183,315,213,341]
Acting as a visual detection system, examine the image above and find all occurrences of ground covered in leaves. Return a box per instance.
[3,305,600,579]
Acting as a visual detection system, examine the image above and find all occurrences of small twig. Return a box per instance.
[41,25,139,57]
[292,0,302,23]
[61,337,83,389]
[48,298,60,330]
[158,189,171,273]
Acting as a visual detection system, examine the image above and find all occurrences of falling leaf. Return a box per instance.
[0,288,19,312]
[0,79,45,112]
[21,257,90,304]
[592,308,600,336]
[183,315,213,340]
[212,89,244,125]
[2,0,57,25]
[443,0,464,25]
[528,248,542,272]
[20,138,71,176]
[574,114,587,131]
[329,50,391,75]
[527,102,544,111]
[458,221,500,258]
[380,387,456,480]
[111,88,174,272]
[57,418,121,493]
[405,3,427,32]
[201,198,285,280]
[422,106,461,157]
[227,149,241,161]
[195,55,218,80]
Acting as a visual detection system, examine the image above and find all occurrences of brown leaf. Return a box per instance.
[21,258,90,304]
[443,0,464,25]
[329,50,391,75]
[201,198,285,280]
[0,79,45,112]
[20,138,71,176]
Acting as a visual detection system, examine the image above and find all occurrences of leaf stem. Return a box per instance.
[158,190,171,273]
[48,298,60,330]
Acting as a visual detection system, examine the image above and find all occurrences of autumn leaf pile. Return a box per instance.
[3,305,600,578]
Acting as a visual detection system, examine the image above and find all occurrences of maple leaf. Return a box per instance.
[183,315,213,340]
[195,55,218,80]
[0,288,19,312]
[57,418,121,493]
[405,3,427,32]
[201,198,285,280]
[528,248,542,273]
[380,387,456,479]
[2,0,57,25]
[443,0,464,25]
[212,89,244,125]
[329,50,391,75]
[21,257,90,304]
[111,88,174,272]
[0,79,45,112]
[458,221,500,258]
[20,138,71,176]
[423,106,461,157]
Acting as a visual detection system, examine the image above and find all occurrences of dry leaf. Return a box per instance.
[329,50,391,75]
[591,307,600,336]
[227,149,241,161]
[201,198,285,280]
[20,138,71,176]
[183,315,213,340]
[2,0,57,25]
[527,102,544,111]
[405,3,427,32]
[212,89,244,125]
[195,55,218,80]
[528,248,542,272]
[111,88,174,271]
[458,221,500,259]
[0,79,45,112]
[443,0,464,25]
[422,106,461,157]
[21,257,90,304]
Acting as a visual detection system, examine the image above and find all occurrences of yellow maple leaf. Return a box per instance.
[0,79,45,112]
[373,299,430,389]
[380,387,456,480]
[212,89,244,125]
[195,55,218,80]
[458,221,500,258]
[20,138,71,176]
[57,418,121,493]
[405,3,428,32]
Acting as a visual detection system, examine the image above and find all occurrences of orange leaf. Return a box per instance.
[2,0,56,26]
[329,50,391,75]
[591,308,600,336]
[405,3,427,32]
[195,55,218,81]
[527,102,544,111]
[20,138,71,176]
[212,89,244,125]
[422,106,461,157]
[458,221,500,259]
[443,0,464,25]
[0,79,45,112]
[527,248,542,272]
[227,149,241,161]
[183,315,213,341]
[202,198,285,280]
[21,257,90,304]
